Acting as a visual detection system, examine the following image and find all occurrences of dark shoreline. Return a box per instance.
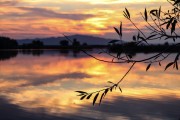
[1,44,179,53]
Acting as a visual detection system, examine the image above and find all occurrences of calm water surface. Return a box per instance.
[0,50,180,120]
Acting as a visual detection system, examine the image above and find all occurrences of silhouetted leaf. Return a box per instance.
[120,22,122,36]
[175,53,180,61]
[75,91,87,94]
[110,87,113,92]
[159,62,161,66]
[150,9,157,16]
[114,27,120,35]
[108,81,114,84]
[161,28,166,33]
[158,6,161,18]
[87,93,93,99]
[93,93,99,106]
[160,21,168,26]
[147,35,157,39]
[139,36,148,44]
[77,94,85,96]
[166,17,174,29]
[144,8,148,21]
[146,63,151,71]
[171,19,177,34]
[173,62,176,68]
[80,95,87,100]
[137,32,140,40]
[117,52,121,58]
[123,11,128,19]
[133,36,136,41]
[119,87,122,93]
[175,61,178,70]
[165,62,174,71]
[173,38,176,42]
[174,0,180,5]
[99,93,105,106]
[104,88,109,98]
[125,8,130,19]
[128,54,133,59]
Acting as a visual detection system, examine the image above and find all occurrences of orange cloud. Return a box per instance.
[0,0,172,39]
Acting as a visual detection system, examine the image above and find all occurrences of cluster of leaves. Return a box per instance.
[113,22,122,41]
[171,0,180,6]
[75,81,122,106]
[98,0,180,68]
[75,0,180,106]
[165,53,180,70]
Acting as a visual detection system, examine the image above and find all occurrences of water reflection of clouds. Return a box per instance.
[0,95,179,120]
[0,97,97,120]
[1,72,92,87]
[0,53,180,119]
[87,96,180,120]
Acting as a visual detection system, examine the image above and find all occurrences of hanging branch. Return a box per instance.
[75,62,136,106]
[66,0,180,106]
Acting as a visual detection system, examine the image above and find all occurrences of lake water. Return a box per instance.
[0,50,180,120]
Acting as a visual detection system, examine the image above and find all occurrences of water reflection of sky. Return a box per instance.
[0,51,180,120]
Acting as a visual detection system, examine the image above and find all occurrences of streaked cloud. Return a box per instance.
[0,0,171,39]
[1,72,92,87]
[0,0,20,6]
[0,7,95,20]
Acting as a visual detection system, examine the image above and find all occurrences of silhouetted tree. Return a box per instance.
[75,0,180,106]
[82,42,88,46]
[72,38,80,47]
[0,36,18,49]
[60,40,69,46]
[21,40,44,49]
[31,40,44,49]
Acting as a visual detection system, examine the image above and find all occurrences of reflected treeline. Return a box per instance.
[19,49,83,57]
[0,49,89,61]
[0,50,18,61]
[19,50,44,56]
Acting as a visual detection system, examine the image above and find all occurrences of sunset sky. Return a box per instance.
[0,0,170,40]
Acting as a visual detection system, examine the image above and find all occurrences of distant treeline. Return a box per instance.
[19,38,90,49]
[0,36,180,53]
[108,42,180,53]
[19,40,105,49]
